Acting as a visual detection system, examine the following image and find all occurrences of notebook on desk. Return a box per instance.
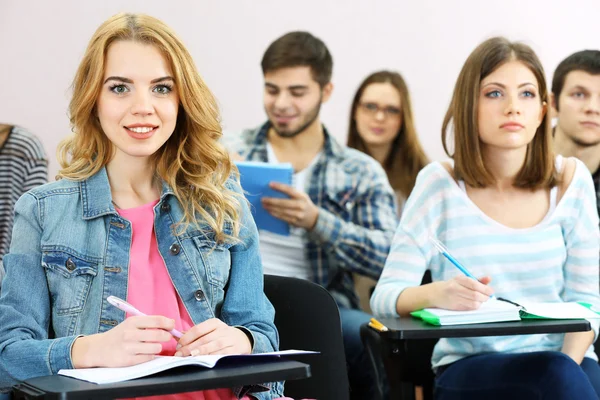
[58,349,317,384]
[411,299,600,326]
[236,161,294,236]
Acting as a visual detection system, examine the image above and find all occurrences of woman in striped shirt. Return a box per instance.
[371,37,600,399]
[0,124,47,287]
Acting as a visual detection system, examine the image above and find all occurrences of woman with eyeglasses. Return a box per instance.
[346,73,431,380]
[347,71,429,214]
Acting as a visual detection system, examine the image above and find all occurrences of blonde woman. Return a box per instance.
[0,13,282,399]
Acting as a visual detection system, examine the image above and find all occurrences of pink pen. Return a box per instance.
[107,295,183,338]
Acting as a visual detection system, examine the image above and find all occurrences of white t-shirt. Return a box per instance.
[259,143,320,279]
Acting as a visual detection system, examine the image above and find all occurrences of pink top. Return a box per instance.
[118,200,245,400]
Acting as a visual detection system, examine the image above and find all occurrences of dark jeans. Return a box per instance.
[435,351,600,400]
[339,306,378,400]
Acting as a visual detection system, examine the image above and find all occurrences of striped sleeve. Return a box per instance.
[370,163,449,317]
[561,159,600,338]
[0,127,47,263]
[18,133,48,192]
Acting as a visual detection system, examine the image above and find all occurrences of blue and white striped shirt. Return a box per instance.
[371,158,600,368]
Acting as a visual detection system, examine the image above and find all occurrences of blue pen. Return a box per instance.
[428,235,495,298]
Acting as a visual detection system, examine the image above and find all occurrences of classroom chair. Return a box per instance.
[263,274,350,400]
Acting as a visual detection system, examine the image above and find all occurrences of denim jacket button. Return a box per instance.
[194,290,205,301]
[65,258,76,272]
[169,243,181,255]
[161,202,170,212]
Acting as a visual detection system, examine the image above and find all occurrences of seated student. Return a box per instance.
[347,70,429,312]
[552,50,600,190]
[551,49,600,362]
[0,13,282,400]
[225,31,398,399]
[347,70,429,213]
[0,124,47,286]
[551,51,600,245]
[371,37,600,400]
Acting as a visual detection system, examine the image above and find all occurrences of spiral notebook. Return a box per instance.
[236,161,294,236]
[411,299,600,326]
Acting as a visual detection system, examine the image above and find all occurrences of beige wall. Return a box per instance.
[1,0,599,178]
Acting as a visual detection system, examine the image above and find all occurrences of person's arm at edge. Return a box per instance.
[559,158,600,364]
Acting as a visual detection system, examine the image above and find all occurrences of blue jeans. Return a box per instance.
[339,306,377,399]
[435,351,600,400]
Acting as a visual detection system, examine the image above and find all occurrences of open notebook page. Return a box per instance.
[518,302,600,319]
[58,350,316,384]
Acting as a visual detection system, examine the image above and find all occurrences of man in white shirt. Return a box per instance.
[226,31,398,399]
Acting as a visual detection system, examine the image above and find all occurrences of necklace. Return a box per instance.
[111,200,121,209]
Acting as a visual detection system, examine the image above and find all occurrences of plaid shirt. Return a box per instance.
[227,122,398,308]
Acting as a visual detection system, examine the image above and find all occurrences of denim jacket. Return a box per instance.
[0,168,283,399]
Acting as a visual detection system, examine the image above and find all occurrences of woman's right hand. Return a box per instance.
[430,276,494,311]
[71,316,175,368]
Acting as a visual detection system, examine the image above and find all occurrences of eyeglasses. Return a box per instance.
[358,102,401,119]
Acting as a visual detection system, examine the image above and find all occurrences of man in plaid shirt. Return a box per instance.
[226,31,397,398]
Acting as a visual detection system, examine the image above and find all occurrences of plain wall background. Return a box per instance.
[1,0,599,178]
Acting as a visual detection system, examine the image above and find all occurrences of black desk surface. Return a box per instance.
[377,317,592,340]
[12,359,310,400]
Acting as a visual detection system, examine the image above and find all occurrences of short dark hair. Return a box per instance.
[552,50,600,110]
[261,31,332,87]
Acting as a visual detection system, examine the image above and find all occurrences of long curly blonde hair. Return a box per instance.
[58,13,241,243]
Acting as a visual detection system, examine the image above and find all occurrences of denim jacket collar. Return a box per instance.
[79,167,175,220]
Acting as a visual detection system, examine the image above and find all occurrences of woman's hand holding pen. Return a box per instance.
[174,318,252,357]
[431,275,494,311]
[71,316,175,368]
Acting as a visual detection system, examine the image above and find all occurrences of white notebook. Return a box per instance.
[411,299,600,326]
[413,298,521,325]
[58,349,316,384]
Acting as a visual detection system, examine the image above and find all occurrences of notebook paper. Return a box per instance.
[58,349,317,384]
[519,302,600,320]
[411,298,521,326]
[411,299,600,326]
[236,161,293,236]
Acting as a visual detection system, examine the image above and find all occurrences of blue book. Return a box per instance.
[235,161,294,236]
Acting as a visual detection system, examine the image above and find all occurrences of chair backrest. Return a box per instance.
[264,274,350,400]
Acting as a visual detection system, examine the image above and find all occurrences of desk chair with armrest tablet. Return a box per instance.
[264,274,350,400]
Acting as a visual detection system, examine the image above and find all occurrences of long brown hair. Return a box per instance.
[347,70,428,199]
[57,13,241,243]
[442,37,557,189]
